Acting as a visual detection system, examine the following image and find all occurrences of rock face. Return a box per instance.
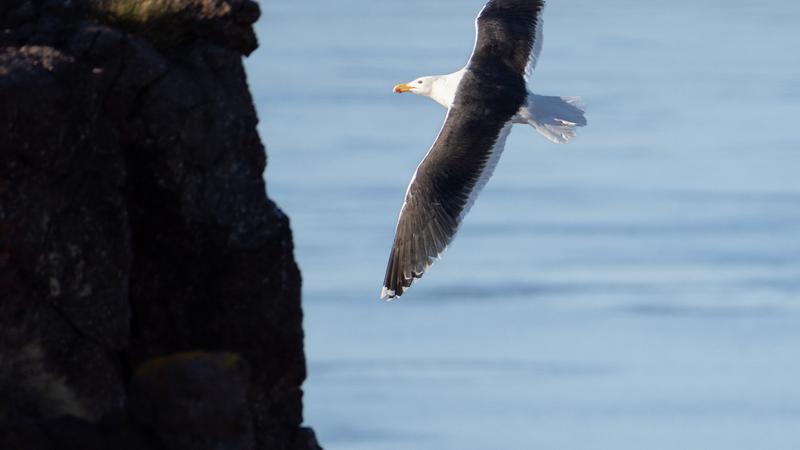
[0,1,321,449]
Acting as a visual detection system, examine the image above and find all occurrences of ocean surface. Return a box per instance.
[244,0,800,448]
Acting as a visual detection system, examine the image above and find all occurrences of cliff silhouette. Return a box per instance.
[0,1,320,449]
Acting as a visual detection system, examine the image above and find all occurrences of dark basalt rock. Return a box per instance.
[0,1,321,449]
[129,352,254,450]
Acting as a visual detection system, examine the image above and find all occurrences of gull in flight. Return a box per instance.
[382,0,587,300]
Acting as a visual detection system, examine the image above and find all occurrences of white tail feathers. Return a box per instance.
[520,94,587,144]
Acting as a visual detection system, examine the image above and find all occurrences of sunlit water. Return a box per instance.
[245,0,800,448]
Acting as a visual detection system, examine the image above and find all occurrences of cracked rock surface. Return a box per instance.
[0,1,321,449]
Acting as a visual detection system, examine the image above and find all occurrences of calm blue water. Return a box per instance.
[245,1,800,448]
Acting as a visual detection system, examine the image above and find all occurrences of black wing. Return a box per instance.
[471,0,545,79]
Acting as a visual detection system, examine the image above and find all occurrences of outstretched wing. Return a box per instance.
[471,0,545,81]
[381,114,512,300]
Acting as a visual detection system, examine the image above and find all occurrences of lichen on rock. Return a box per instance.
[77,0,261,53]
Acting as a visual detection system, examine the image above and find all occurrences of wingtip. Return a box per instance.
[380,286,397,302]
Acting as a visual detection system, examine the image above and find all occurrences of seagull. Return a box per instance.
[381,0,587,300]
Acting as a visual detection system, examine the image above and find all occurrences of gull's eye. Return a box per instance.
[417,80,423,84]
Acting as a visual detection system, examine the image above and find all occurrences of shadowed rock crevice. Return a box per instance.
[0,1,321,449]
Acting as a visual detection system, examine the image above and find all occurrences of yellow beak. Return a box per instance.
[393,83,413,93]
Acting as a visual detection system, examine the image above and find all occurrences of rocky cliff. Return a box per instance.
[0,1,320,449]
